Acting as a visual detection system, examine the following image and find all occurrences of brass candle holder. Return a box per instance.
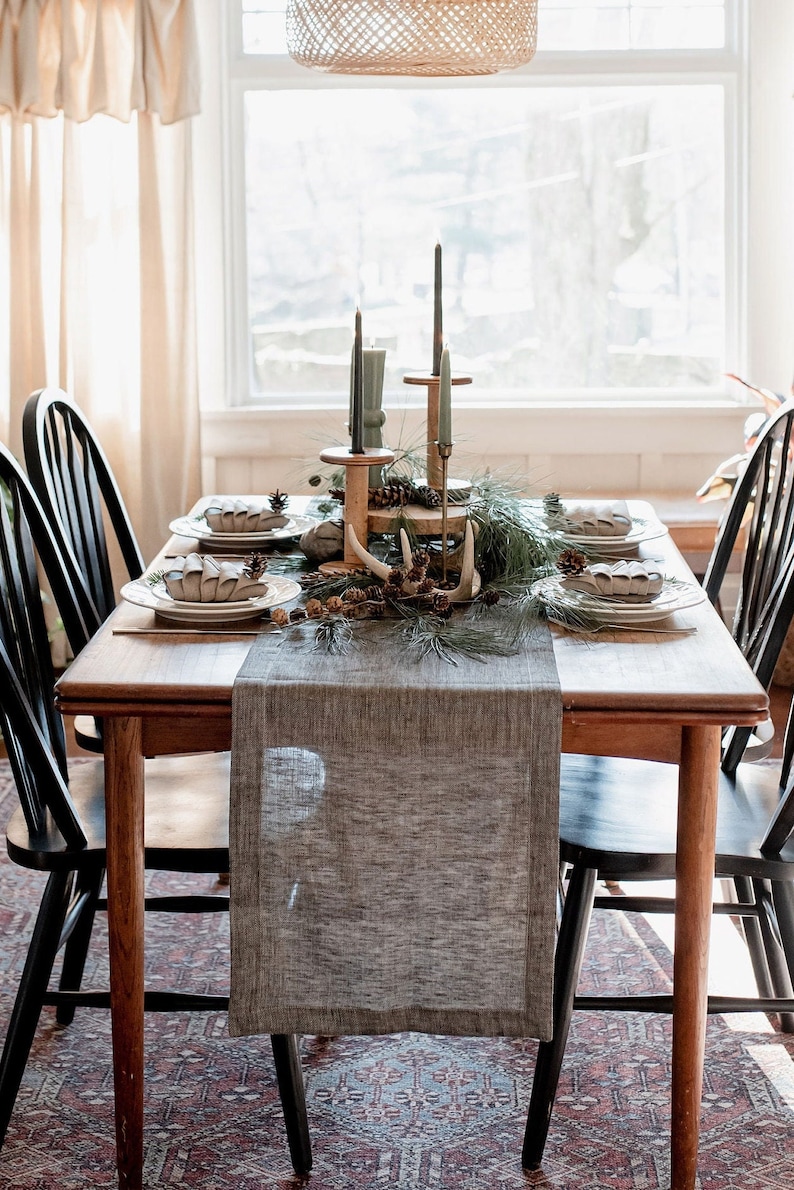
[437,441,454,584]
[318,445,395,573]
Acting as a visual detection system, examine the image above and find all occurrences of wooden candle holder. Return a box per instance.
[318,445,395,572]
[402,370,472,489]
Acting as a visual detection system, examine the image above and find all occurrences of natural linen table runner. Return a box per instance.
[229,620,562,1041]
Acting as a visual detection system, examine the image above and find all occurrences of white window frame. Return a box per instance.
[214,1,749,412]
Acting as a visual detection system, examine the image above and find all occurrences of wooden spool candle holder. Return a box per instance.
[402,370,473,490]
[318,445,395,572]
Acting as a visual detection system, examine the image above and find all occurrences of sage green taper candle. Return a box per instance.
[438,346,452,447]
[432,241,443,376]
[351,308,364,454]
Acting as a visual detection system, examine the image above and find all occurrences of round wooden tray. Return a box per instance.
[368,502,468,535]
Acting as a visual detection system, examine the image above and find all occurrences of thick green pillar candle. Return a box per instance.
[363,347,387,485]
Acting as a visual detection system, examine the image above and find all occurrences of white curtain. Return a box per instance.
[0,0,201,564]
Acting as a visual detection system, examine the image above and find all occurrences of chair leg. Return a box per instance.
[270,1033,312,1175]
[770,880,794,1032]
[733,875,776,998]
[56,867,105,1025]
[522,863,598,1171]
[0,871,72,1147]
[752,878,794,1033]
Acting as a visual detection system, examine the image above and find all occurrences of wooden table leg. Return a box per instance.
[104,717,146,1190]
[671,724,721,1189]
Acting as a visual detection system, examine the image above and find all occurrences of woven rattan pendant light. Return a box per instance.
[286,0,538,77]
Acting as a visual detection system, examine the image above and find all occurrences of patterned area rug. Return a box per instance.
[1,761,794,1189]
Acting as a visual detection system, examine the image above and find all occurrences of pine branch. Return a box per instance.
[312,613,354,655]
[468,475,570,585]
[397,607,519,666]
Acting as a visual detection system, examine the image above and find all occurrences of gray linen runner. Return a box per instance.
[229,620,561,1041]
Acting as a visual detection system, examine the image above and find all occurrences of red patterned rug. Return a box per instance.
[1,761,794,1189]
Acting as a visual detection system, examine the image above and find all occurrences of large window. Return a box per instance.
[227,2,741,406]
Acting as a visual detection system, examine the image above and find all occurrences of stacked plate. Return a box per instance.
[558,516,667,556]
[531,575,706,627]
[168,513,318,548]
[120,574,301,623]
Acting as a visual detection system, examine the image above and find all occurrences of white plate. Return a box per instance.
[531,575,706,626]
[120,574,301,622]
[557,517,667,553]
[169,513,318,546]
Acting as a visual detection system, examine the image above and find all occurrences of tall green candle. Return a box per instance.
[351,308,364,454]
[432,241,443,376]
[438,346,452,447]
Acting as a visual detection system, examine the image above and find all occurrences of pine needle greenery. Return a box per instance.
[468,475,569,586]
[397,606,520,666]
[312,613,354,655]
[510,587,603,634]
[299,570,374,603]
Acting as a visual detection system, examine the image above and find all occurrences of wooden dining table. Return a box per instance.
[54,498,769,1190]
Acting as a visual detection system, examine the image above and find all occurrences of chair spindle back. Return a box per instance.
[23,388,144,628]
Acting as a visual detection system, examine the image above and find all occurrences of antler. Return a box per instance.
[445,520,479,601]
[346,522,480,603]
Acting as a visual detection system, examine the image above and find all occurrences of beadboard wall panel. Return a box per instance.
[200,404,751,500]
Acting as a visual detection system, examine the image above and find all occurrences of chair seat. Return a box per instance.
[72,714,103,754]
[6,752,231,874]
[559,753,794,880]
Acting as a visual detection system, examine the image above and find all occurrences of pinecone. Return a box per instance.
[329,488,346,503]
[416,577,435,595]
[483,589,501,606]
[362,585,385,603]
[342,600,371,619]
[543,491,564,519]
[289,607,307,622]
[305,598,323,618]
[433,592,453,619]
[269,489,289,514]
[325,596,344,613]
[410,484,442,509]
[242,551,268,579]
[367,480,412,509]
[342,586,367,605]
[402,547,428,586]
[556,547,588,576]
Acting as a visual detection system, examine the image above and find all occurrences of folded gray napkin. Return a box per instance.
[561,559,664,602]
[203,498,288,533]
[164,554,269,603]
[553,500,632,537]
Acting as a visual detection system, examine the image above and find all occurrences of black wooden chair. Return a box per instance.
[523,398,794,1170]
[0,443,311,1174]
[22,387,145,752]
